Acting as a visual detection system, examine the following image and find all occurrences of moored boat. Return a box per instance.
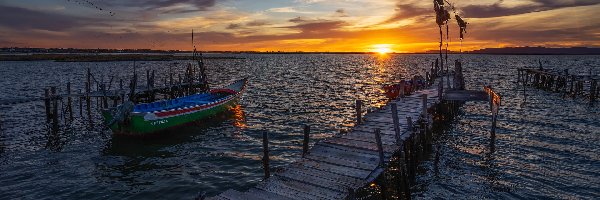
[102,78,247,135]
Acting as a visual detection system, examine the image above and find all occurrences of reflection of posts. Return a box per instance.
[355,100,362,125]
[262,132,270,179]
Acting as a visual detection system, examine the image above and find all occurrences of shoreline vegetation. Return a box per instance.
[0,46,599,62]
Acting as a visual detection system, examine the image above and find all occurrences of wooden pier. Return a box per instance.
[517,67,599,104]
[205,61,497,199]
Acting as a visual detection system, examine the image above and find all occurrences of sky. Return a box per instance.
[0,0,599,52]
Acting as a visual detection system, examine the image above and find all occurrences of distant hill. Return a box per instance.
[466,47,600,55]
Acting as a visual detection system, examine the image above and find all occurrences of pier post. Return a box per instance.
[399,82,405,98]
[374,128,384,167]
[302,125,310,158]
[421,94,427,118]
[262,132,270,179]
[50,87,59,130]
[438,80,443,102]
[591,80,598,104]
[86,69,92,124]
[44,88,51,123]
[355,100,362,125]
[391,103,401,144]
[67,82,73,121]
[406,117,413,132]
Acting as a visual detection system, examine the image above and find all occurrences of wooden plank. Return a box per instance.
[304,153,377,171]
[324,137,398,153]
[280,164,365,188]
[275,171,349,193]
[310,144,381,161]
[293,159,371,179]
[319,143,392,158]
[337,131,397,145]
[256,176,345,200]
[246,189,295,200]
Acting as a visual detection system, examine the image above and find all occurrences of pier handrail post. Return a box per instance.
[421,94,428,118]
[302,125,310,158]
[391,103,401,144]
[355,99,362,125]
[374,128,384,167]
[262,132,270,179]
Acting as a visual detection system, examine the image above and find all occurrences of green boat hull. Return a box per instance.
[102,97,239,135]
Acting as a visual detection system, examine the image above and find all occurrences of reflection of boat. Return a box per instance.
[102,79,247,135]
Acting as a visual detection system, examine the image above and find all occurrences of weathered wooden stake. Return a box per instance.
[262,132,270,179]
[438,80,443,101]
[399,82,405,98]
[44,88,51,123]
[50,87,59,130]
[374,128,384,167]
[355,99,362,124]
[302,125,310,158]
[421,94,427,118]
[391,103,401,144]
[406,117,413,132]
[67,82,73,121]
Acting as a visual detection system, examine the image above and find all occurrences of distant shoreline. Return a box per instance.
[0,54,244,62]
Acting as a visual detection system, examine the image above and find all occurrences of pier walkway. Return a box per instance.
[208,76,452,200]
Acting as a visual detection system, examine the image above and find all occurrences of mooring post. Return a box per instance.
[67,82,73,121]
[438,80,443,101]
[421,94,428,118]
[399,82,405,98]
[355,99,362,125]
[590,79,597,104]
[44,88,51,123]
[262,132,270,179]
[374,128,384,167]
[406,116,413,132]
[391,103,401,144]
[50,87,59,129]
[302,124,310,158]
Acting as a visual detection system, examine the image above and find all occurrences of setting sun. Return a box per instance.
[372,44,393,54]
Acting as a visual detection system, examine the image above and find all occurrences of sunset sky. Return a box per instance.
[0,0,599,52]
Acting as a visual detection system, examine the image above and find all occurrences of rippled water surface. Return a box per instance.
[0,54,598,199]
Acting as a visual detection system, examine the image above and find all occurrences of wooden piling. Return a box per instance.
[262,132,270,179]
[67,82,73,121]
[391,103,401,144]
[421,94,427,118]
[44,88,51,123]
[399,82,405,98]
[50,87,59,130]
[356,99,362,125]
[302,125,310,158]
[406,116,413,132]
[438,80,443,101]
[374,128,384,167]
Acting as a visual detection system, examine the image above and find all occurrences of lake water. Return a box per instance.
[0,54,598,199]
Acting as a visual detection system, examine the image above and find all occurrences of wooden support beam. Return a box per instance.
[67,82,73,121]
[44,88,51,123]
[262,132,270,179]
[391,103,401,144]
[355,99,362,125]
[302,125,310,158]
[374,128,384,167]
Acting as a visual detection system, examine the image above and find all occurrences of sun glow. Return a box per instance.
[371,44,393,54]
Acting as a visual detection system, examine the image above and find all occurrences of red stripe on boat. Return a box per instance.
[210,88,236,94]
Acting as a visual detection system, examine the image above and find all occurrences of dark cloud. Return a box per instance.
[334,9,348,17]
[382,3,431,24]
[0,5,106,31]
[470,25,600,43]
[226,23,242,29]
[285,20,347,33]
[462,0,600,18]
[289,17,309,23]
[246,21,269,27]
[96,0,217,14]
